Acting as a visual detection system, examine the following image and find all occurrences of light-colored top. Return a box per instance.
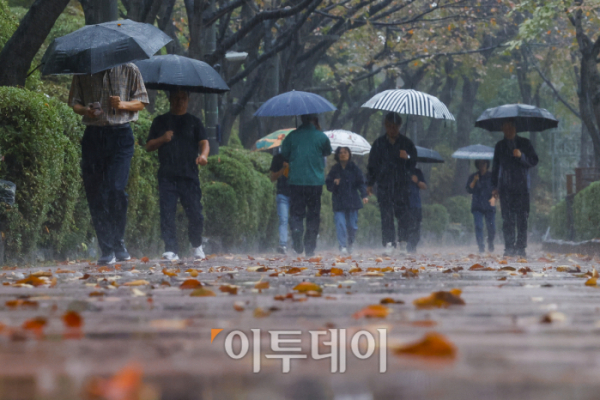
[281,123,332,186]
[68,63,149,126]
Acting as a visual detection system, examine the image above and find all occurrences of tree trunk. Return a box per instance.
[452,76,479,196]
[80,0,118,25]
[0,0,71,87]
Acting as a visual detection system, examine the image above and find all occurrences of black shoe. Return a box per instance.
[277,246,287,255]
[291,231,304,254]
[503,248,515,257]
[515,248,527,258]
[98,252,116,265]
[115,249,131,261]
[488,243,495,253]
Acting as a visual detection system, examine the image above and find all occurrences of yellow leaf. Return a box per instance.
[190,288,215,297]
[293,282,322,293]
[394,332,456,359]
[123,280,150,286]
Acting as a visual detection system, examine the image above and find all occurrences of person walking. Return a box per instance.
[326,147,368,255]
[407,166,426,253]
[281,114,332,257]
[367,112,418,256]
[466,159,496,253]
[491,119,539,258]
[68,63,149,265]
[145,90,209,261]
[270,149,291,254]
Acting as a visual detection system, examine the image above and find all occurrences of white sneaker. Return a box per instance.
[383,242,394,256]
[397,241,407,255]
[193,245,205,259]
[162,252,179,261]
[340,247,348,255]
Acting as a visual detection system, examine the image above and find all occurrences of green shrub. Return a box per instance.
[422,204,449,242]
[574,181,600,241]
[444,195,474,230]
[0,0,16,48]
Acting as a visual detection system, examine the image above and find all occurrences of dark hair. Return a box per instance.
[334,146,352,163]
[168,90,190,99]
[385,112,402,126]
[300,114,318,125]
[474,159,490,169]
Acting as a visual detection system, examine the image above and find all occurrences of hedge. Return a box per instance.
[444,195,474,230]
[422,204,449,242]
[548,181,600,241]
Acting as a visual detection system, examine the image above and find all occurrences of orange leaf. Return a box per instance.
[413,290,465,309]
[248,255,255,260]
[233,301,245,311]
[5,299,38,308]
[408,320,438,328]
[330,267,344,276]
[220,285,238,295]
[162,268,177,277]
[353,304,390,319]
[469,263,485,270]
[186,269,199,277]
[89,291,105,297]
[283,267,303,274]
[380,297,404,304]
[254,281,269,290]
[394,332,456,359]
[179,279,201,290]
[141,257,150,263]
[16,275,46,287]
[190,288,215,297]
[293,282,322,293]
[585,277,597,286]
[308,256,322,263]
[62,311,83,328]
[22,317,46,332]
[123,280,150,286]
[84,363,143,400]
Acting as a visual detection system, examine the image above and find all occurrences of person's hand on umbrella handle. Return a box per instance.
[196,154,208,166]
[492,189,499,199]
[513,149,522,158]
[473,174,480,182]
[399,150,409,160]
[162,130,174,143]
[362,197,369,205]
[109,96,122,110]
[334,178,341,185]
[411,175,419,184]
[367,186,373,196]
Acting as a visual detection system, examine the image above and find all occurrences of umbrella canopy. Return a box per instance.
[254,91,337,117]
[134,55,229,94]
[475,104,558,132]
[416,146,444,163]
[452,144,494,160]
[361,89,455,120]
[253,128,295,151]
[41,19,172,75]
[325,130,371,156]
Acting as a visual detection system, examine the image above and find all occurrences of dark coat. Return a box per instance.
[326,162,367,212]
[366,134,417,190]
[466,171,495,212]
[491,136,538,194]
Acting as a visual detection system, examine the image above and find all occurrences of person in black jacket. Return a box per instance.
[367,112,418,256]
[466,159,496,253]
[491,119,539,257]
[326,147,368,255]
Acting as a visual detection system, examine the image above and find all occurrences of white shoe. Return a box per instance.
[193,245,205,259]
[162,252,179,261]
[340,247,348,255]
[397,241,407,255]
[383,242,394,256]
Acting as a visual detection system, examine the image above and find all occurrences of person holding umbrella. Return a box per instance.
[367,112,418,256]
[466,159,496,253]
[490,119,539,258]
[326,147,368,255]
[68,63,149,265]
[145,90,209,261]
[281,114,332,257]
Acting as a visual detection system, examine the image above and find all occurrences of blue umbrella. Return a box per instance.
[452,144,494,160]
[416,146,444,163]
[254,90,336,117]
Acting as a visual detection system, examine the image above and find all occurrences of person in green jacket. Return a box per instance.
[281,114,332,257]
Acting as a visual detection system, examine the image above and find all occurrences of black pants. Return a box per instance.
[159,177,204,254]
[407,207,422,253]
[377,186,410,247]
[500,191,529,251]
[81,124,134,256]
[289,185,322,255]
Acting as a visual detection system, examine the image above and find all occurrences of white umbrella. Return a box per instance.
[361,89,455,120]
[452,144,494,160]
[325,130,371,155]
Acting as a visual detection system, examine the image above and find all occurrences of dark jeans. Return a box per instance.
[289,185,322,255]
[81,124,134,256]
[377,186,410,247]
[473,210,496,252]
[159,177,204,254]
[500,191,529,251]
[407,207,422,253]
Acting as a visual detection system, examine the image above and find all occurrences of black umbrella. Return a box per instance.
[41,19,172,75]
[475,104,558,133]
[134,55,229,94]
[416,146,444,163]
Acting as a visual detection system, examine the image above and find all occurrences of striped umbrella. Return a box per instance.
[452,144,494,160]
[361,89,455,120]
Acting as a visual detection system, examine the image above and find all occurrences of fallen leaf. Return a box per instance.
[248,255,255,260]
[293,282,322,292]
[5,299,38,308]
[253,307,270,318]
[186,269,199,277]
[141,257,150,263]
[408,320,438,328]
[149,319,189,330]
[31,271,52,277]
[162,268,178,277]
[413,290,465,309]
[254,281,269,290]
[16,276,47,287]
[306,290,322,297]
[89,291,105,297]
[233,301,245,311]
[180,279,202,290]
[497,277,507,281]
[380,298,404,304]
[394,332,456,359]
[123,280,150,286]
[22,317,46,332]
[62,311,83,328]
[353,304,390,318]
[84,363,144,400]
[308,256,322,263]
[190,288,215,297]
[219,285,238,295]
[55,269,75,274]
[585,277,597,286]
[500,266,516,271]
[469,263,485,270]
[247,266,270,272]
